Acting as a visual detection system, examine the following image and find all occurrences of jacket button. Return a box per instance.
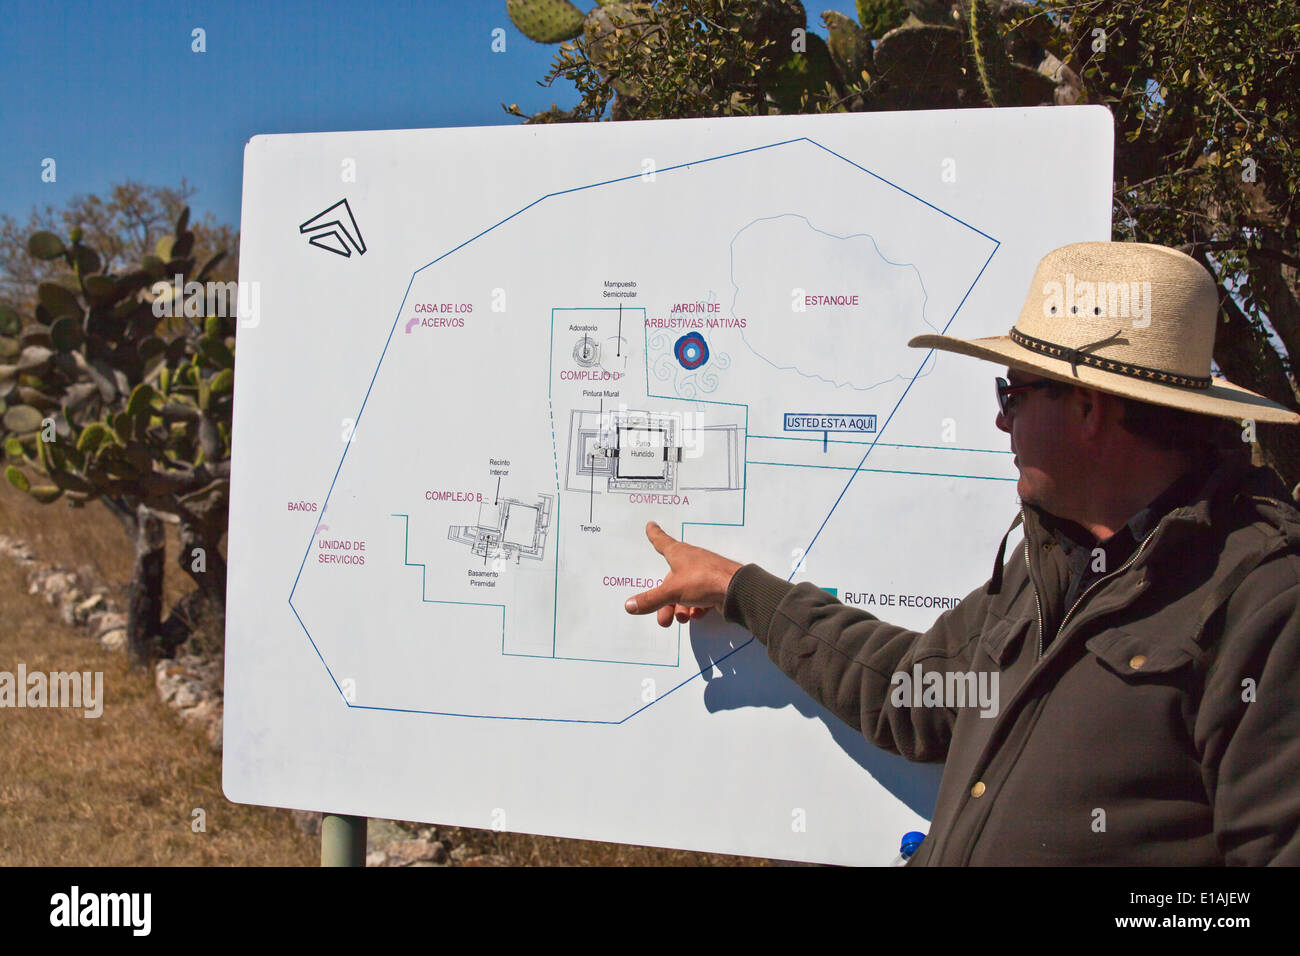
[1129,655,1147,670]
[1041,542,1052,551]
[970,781,986,798]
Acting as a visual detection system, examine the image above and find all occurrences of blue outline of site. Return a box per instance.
[288,136,1007,725]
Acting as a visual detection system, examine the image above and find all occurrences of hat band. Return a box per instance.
[1009,327,1212,390]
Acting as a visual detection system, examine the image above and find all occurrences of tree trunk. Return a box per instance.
[177,518,227,603]
[127,504,165,668]
[157,518,227,655]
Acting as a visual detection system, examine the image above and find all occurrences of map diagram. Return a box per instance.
[286,136,1009,722]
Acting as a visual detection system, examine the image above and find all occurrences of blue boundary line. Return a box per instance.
[789,242,1001,581]
[750,434,1012,455]
[286,136,1001,722]
[747,461,1015,481]
[391,511,506,634]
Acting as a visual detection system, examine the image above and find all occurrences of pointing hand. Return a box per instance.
[624,521,743,628]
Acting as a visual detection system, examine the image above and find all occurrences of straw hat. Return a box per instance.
[908,241,1300,424]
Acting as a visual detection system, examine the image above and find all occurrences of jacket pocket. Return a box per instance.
[1084,629,1198,680]
[978,615,1032,667]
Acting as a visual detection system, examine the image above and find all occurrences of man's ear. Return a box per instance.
[1075,387,1119,439]
[1072,386,1105,437]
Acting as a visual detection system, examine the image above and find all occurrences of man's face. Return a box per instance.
[995,368,1081,514]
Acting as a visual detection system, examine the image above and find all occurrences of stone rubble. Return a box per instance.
[1,532,502,866]
[0,533,223,753]
[287,812,512,867]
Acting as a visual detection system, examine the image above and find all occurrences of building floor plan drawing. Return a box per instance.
[225,109,1115,865]
[565,407,743,494]
[448,493,552,564]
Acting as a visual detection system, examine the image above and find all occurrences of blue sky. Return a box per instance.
[1,0,862,230]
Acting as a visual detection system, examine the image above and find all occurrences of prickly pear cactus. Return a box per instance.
[0,205,233,638]
[505,0,1073,118]
[822,10,873,82]
[856,0,910,37]
[769,32,839,112]
[507,0,586,43]
[961,0,1055,106]
[902,0,956,24]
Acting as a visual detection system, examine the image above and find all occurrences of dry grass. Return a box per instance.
[434,826,769,866]
[0,554,315,865]
[0,484,773,865]
[0,484,195,612]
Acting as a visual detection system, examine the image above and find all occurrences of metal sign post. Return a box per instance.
[321,814,367,866]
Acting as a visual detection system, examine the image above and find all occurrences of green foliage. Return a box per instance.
[857,0,908,37]
[49,316,83,351]
[6,464,30,492]
[963,0,999,104]
[872,21,968,107]
[3,404,42,433]
[508,0,587,43]
[507,0,827,121]
[0,205,234,534]
[769,32,839,113]
[505,0,1065,120]
[823,11,872,82]
[27,232,65,260]
[75,422,118,455]
[37,281,82,320]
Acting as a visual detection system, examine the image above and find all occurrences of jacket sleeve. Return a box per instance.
[1196,568,1300,865]
[723,564,995,763]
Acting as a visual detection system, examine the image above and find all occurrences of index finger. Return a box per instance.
[645,521,676,556]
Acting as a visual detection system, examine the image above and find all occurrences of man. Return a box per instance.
[624,241,1300,865]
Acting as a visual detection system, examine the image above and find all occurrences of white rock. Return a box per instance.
[42,572,76,603]
[96,613,126,635]
[76,593,106,617]
[384,839,441,864]
[173,683,200,709]
[59,591,84,624]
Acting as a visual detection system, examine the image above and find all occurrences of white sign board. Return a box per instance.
[224,107,1113,865]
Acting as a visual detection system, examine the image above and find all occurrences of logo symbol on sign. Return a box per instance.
[299,198,367,258]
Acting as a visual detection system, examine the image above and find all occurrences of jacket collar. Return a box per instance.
[986,446,1285,595]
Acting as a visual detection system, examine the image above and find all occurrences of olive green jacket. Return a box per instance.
[723,449,1300,865]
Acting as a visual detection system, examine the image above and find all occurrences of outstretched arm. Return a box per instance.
[623,520,994,762]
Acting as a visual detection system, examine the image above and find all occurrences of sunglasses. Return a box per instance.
[995,376,1056,416]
